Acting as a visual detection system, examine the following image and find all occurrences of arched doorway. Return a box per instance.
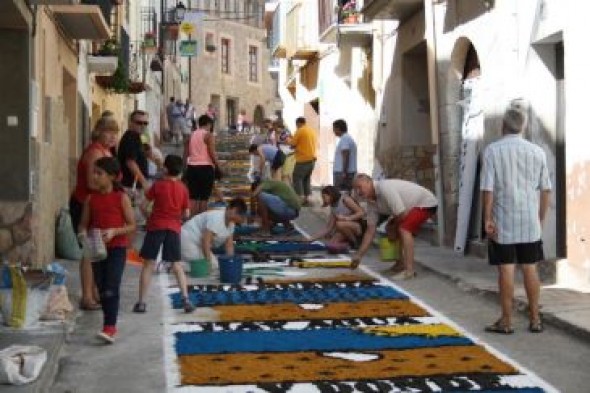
[447,38,484,254]
[253,105,265,126]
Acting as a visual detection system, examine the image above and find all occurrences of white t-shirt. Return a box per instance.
[180,210,235,260]
[333,133,357,173]
[365,179,438,224]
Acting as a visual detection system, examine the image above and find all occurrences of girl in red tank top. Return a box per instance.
[79,157,136,344]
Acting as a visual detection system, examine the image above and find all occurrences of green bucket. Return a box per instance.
[190,258,210,278]
[379,237,400,261]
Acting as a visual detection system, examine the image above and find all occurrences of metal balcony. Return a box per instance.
[319,0,372,45]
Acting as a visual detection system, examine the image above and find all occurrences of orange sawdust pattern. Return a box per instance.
[261,273,376,285]
[177,345,518,386]
[216,300,429,321]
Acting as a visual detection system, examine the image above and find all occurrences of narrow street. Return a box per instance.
[46,210,590,392]
[45,137,590,393]
[1,1,590,392]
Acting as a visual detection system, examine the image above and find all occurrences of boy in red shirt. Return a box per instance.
[133,154,194,313]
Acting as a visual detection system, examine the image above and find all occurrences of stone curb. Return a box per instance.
[415,260,590,343]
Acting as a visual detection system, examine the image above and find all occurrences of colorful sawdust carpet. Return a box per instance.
[162,274,554,392]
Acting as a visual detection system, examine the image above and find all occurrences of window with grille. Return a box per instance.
[248,45,258,82]
[221,38,230,74]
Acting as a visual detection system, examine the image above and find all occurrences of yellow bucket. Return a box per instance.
[379,237,400,261]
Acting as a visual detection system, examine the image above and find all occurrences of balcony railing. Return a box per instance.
[285,1,319,60]
[319,0,371,44]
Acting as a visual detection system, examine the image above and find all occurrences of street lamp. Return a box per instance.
[175,1,186,22]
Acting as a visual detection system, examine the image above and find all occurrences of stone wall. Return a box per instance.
[0,202,35,265]
[190,19,280,128]
[377,144,437,193]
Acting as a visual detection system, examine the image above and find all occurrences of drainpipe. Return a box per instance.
[424,0,445,247]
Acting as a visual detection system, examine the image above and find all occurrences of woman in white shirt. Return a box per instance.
[181,198,248,268]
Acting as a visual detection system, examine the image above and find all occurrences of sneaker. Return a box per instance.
[183,298,195,313]
[97,326,117,344]
[132,302,147,313]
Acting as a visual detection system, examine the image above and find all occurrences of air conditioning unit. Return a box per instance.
[29,0,80,5]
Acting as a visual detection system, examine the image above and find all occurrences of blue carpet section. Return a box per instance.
[234,225,258,235]
[170,285,408,308]
[174,328,473,355]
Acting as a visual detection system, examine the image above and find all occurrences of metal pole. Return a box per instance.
[188,0,192,101]
[160,0,165,96]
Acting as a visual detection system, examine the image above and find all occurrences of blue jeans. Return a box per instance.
[92,247,126,327]
[259,192,298,221]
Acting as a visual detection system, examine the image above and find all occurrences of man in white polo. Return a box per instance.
[480,100,551,334]
[352,174,438,279]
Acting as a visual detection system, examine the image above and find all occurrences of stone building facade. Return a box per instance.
[187,0,280,129]
[364,0,590,289]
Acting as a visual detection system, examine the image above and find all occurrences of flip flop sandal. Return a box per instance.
[132,302,147,313]
[529,320,544,333]
[485,321,514,334]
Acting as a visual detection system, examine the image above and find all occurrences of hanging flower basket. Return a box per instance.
[97,38,119,56]
[143,32,157,51]
[128,82,147,94]
[166,24,180,41]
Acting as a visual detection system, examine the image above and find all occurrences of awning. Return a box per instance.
[51,5,110,40]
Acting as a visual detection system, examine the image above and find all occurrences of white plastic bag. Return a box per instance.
[0,345,47,385]
[81,229,107,262]
[0,267,50,328]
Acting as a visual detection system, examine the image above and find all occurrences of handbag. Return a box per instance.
[80,229,107,262]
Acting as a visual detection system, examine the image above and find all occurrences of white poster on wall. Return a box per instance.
[454,76,484,254]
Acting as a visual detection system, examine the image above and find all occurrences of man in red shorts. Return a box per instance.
[352,174,438,279]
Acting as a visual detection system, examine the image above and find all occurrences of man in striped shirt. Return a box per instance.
[480,100,552,334]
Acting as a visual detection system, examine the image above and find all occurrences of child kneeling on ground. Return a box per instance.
[133,154,194,314]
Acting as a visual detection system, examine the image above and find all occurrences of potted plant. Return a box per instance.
[97,38,119,56]
[143,32,157,48]
[88,38,119,74]
[340,0,359,24]
[167,24,180,41]
[95,58,129,94]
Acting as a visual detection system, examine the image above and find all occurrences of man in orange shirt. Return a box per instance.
[288,117,317,206]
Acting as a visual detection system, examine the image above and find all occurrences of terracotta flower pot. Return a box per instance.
[344,14,359,24]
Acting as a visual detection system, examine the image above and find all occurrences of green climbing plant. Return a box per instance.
[109,57,129,94]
